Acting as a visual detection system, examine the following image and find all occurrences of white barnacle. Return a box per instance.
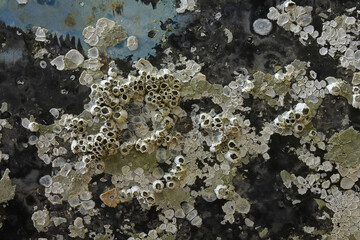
[34,27,48,42]
[293,123,304,134]
[28,122,40,132]
[64,49,84,70]
[214,185,227,199]
[224,28,233,43]
[50,56,65,71]
[166,181,176,189]
[174,155,186,165]
[17,0,28,4]
[126,36,139,51]
[152,180,164,193]
[224,150,240,163]
[352,94,360,109]
[88,47,99,59]
[277,14,290,27]
[176,0,196,13]
[326,82,341,96]
[267,7,280,20]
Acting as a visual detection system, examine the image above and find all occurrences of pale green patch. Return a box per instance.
[325,127,360,168]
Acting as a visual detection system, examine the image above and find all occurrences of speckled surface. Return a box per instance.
[0,1,359,240]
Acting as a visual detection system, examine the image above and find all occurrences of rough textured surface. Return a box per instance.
[0,0,359,240]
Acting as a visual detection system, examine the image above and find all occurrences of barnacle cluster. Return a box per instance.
[82,17,127,52]
[23,7,360,236]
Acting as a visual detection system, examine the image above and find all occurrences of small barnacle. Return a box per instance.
[112,86,121,96]
[152,180,164,193]
[113,109,128,124]
[174,164,186,174]
[174,155,186,165]
[163,173,173,182]
[284,0,296,11]
[126,36,139,51]
[28,122,40,132]
[50,55,65,71]
[146,195,156,206]
[129,186,140,198]
[162,116,174,129]
[294,103,310,116]
[17,0,28,4]
[326,82,341,96]
[214,185,228,199]
[166,181,176,189]
[353,86,360,94]
[352,72,360,86]
[227,140,237,149]
[168,100,178,108]
[277,14,290,26]
[174,208,186,219]
[267,7,280,20]
[135,140,149,153]
[296,14,312,27]
[293,123,304,133]
[88,47,99,59]
[100,106,112,118]
[34,27,48,42]
[140,189,150,198]
[119,93,130,105]
[352,94,360,109]
[224,150,240,163]
[81,200,96,210]
[200,113,212,128]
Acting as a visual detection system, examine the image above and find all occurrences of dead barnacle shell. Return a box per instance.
[352,72,360,85]
[64,49,84,70]
[235,196,251,214]
[50,56,65,71]
[253,18,273,36]
[100,188,120,207]
[31,209,51,232]
[126,36,139,51]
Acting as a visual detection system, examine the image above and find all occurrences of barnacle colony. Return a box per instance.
[7,0,359,239]
[25,16,269,238]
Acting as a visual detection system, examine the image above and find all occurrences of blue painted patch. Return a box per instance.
[37,0,56,6]
[0,49,24,64]
[0,0,192,61]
